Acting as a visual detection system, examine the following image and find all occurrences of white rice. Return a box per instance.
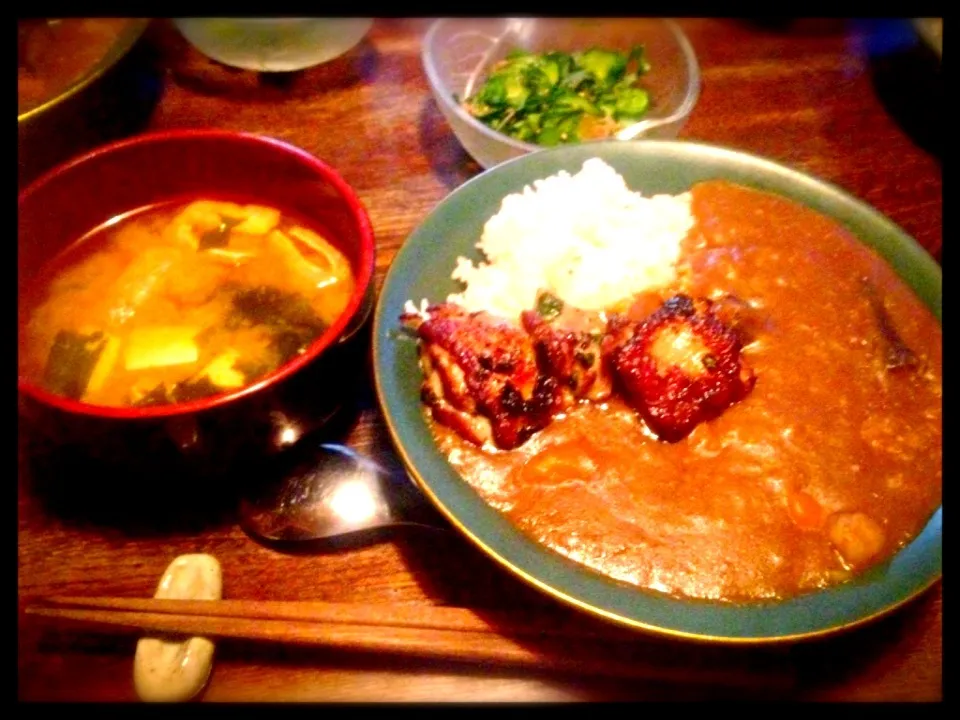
[434,158,694,322]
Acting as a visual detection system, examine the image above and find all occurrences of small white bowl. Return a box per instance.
[173,18,373,72]
[422,18,700,169]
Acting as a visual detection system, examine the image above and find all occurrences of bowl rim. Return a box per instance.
[17,128,376,421]
[173,17,373,25]
[170,18,374,72]
[372,138,942,644]
[421,17,701,155]
[18,18,152,125]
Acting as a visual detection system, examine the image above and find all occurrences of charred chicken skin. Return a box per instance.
[608,294,757,442]
[401,303,559,449]
[520,292,613,408]
[403,293,757,449]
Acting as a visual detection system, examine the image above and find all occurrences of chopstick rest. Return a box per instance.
[133,554,222,703]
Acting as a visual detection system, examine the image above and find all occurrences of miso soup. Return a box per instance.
[18,198,356,408]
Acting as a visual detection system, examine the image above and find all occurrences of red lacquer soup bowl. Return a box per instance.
[18,129,376,474]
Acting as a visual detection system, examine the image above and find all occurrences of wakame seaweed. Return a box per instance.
[198,216,244,251]
[132,382,173,408]
[42,329,108,399]
[171,376,223,403]
[229,286,328,360]
[132,376,224,407]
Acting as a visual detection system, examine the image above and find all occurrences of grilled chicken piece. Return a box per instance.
[609,294,756,442]
[600,313,639,360]
[416,343,495,446]
[401,303,560,449]
[520,293,613,408]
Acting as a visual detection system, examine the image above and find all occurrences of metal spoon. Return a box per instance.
[238,442,448,549]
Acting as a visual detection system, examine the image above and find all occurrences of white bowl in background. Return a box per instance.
[173,18,373,72]
[422,18,700,169]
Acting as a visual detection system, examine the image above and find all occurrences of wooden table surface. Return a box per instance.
[18,18,942,702]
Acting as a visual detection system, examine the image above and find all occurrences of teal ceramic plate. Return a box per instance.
[372,140,942,643]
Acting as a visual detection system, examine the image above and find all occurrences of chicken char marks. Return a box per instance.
[403,293,757,449]
[402,303,560,449]
[521,305,613,409]
[606,294,757,442]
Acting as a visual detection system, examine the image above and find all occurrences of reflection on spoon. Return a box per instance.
[239,442,447,549]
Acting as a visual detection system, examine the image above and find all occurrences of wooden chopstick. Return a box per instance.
[31,596,623,640]
[23,597,797,688]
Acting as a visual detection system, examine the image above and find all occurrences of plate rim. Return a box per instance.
[372,139,942,644]
[17,18,152,125]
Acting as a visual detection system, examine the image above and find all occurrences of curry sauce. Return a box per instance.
[432,181,942,602]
